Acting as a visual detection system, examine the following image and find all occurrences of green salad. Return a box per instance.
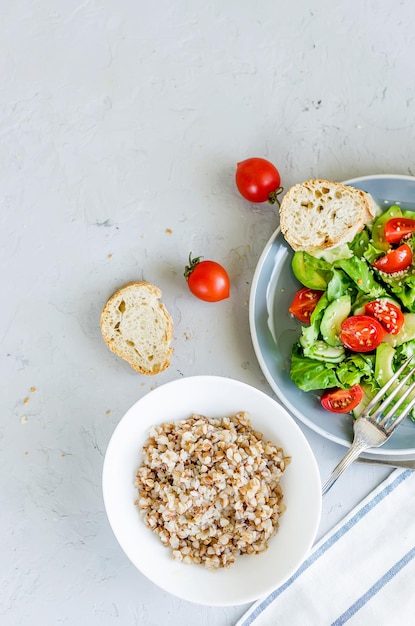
[288,204,415,416]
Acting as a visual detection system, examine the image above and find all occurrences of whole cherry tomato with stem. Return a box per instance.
[235,157,283,204]
[184,254,230,302]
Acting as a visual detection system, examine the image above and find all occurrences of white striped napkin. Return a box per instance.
[237,469,415,626]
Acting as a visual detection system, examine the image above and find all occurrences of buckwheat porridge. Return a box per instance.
[135,412,289,569]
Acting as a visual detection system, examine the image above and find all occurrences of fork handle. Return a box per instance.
[322,440,368,495]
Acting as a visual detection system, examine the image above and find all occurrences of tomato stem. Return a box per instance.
[184,252,203,280]
[267,186,284,206]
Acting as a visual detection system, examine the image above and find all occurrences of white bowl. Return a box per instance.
[102,376,322,606]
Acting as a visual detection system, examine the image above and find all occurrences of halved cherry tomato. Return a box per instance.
[340,315,386,352]
[372,243,412,274]
[364,300,404,335]
[321,385,364,413]
[289,287,324,324]
[184,254,230,302]
[235,157,282,204]
[384,218,415,244]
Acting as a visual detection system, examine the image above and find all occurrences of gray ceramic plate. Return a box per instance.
[249,174,415,456]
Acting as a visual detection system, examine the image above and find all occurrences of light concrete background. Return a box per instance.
[1,1,414,624]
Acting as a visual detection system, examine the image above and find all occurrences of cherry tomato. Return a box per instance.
[184,254,230,302]
[340,315,386,352]
[364,300,404,335]
[372,243,412,274]
[321,385,364,413]
[235,158,282,204]
[384,218,415,244]
[289,287,324,324]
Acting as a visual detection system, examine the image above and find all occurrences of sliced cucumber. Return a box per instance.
[352,383,375,419]
[320,295,351,346]
[384,313,415,347]
[375,342,415,406]
[300,339,345,363]
[375,343,395,387]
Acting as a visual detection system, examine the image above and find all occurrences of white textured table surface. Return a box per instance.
[1,1,414,624]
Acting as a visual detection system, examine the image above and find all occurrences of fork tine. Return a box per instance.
[382,370,415,417]
[377,363,415,415]
[382,394,415,434]
[381,377,415,429]
[364,356,415,417]
[401,391,415,419]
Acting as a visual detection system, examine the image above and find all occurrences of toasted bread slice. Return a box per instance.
[100,281,173,375]
[279,179,377,251]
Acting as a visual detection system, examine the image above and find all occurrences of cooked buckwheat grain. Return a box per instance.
[135,412,289,569]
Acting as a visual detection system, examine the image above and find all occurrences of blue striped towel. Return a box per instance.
[237,469,415,626]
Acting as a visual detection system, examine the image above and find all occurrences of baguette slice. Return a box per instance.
[100,282,173,375]
[279,179,377,251]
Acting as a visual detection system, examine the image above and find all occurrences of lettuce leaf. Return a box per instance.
[336,354,377,390]
[386,280,415,312]
[291,346,378,393]
[290,344,340,392]
[334,256,386,297]
[349,228,370,258]
[325,268,355,302]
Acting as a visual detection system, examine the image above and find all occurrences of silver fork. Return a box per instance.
[356,457,415,469]
[322,357,415,495]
